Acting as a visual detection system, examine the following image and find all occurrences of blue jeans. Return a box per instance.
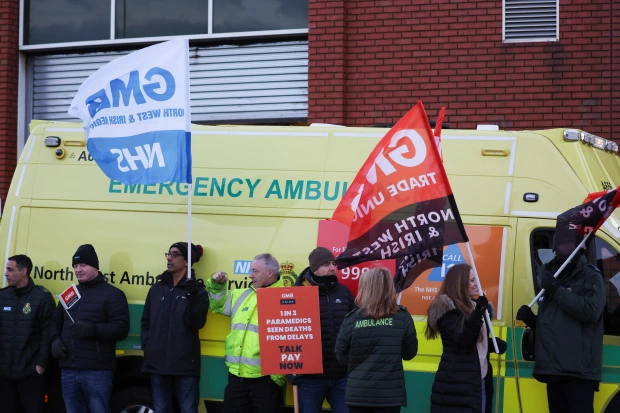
[61,369,113,413]
[297,376,348,413]
[151,374,200,413]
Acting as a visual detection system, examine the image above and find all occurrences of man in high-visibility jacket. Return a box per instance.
[207,253,286,413]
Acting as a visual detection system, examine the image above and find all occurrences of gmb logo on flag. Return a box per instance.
[68,38,192,185]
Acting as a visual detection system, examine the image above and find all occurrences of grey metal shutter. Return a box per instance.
[503,0,559,42]
[29,41,308,124]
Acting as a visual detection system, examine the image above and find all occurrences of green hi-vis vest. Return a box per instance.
[207,276,287,387]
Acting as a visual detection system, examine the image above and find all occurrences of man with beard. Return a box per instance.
[141,242,210,413]
[288,247,355,413]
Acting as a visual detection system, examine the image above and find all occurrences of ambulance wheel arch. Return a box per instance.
[604,393,620,413]
[110,355,154,413]
[109,386,154,413]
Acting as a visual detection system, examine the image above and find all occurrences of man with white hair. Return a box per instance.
[207,253,286,413]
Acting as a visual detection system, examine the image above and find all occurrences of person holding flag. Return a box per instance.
[516,187,620,413]
[50,244,129,413]
[425,264,506,413]
[141,242,209,413]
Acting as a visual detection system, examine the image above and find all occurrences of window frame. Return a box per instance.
[19,0,308,51]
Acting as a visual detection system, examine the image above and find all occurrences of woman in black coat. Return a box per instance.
[335,267,418,413]
[425,264,506,413]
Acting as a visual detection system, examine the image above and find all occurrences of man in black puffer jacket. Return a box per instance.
[0,254,56,413]
[289,247,355,413]
[141,242,209,413]
[50,244,129,413]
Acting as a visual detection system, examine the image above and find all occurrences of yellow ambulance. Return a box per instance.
[1,120,620,413]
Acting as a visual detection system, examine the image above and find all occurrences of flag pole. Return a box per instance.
[528,232,591,307]
[465,242,499,353]
[187,183,192,280]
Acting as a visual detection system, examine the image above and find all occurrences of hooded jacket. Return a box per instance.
[294,267,355,378]
[141,270,209,376]
[0,278,55,380]
[427,295,495,413]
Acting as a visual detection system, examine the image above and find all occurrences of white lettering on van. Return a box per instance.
[110,143,165,172]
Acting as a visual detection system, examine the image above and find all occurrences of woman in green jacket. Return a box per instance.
[335,267,418,413]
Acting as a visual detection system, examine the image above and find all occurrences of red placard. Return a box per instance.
[58,284,81,310]
[257,286,323,375]
[317,220,396,296]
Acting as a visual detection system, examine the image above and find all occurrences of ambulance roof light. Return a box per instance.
[563,130,580,141]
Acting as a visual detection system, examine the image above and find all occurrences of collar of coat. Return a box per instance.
[427,294,495,332]
[79,273,106,289]
[296,267,338,292]
[157,269,196,287]
[12,277,35,296]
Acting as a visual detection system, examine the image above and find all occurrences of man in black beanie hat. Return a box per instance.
[288,247,355,413]
[141,242,210,413]
[50,244,129,413]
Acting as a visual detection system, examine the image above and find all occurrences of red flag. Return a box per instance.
[433,107,446,161]
[553,187,620,258]
[331,101,468,292]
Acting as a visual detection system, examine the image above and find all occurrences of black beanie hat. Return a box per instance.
[72,244,99,269]
[170,242,204,264]
[309,247,336,272]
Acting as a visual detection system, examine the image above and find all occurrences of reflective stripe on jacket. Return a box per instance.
[207,275,286,386]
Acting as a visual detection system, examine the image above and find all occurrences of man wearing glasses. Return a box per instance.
[141,242,210,413]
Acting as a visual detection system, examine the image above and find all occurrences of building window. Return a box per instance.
[22,0,308,48]
[24,0,110,45]
[115,0,209,39]
[213,0,308,33]
[503,0,559,43]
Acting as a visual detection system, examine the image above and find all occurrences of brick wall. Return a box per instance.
[308,0,620,141]
[0,0,19,214]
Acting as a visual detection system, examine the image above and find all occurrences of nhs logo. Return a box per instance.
[111,143,165,172]
[234,260,252,275]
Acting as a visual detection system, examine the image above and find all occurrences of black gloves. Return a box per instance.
[287,374,302,385]
[74,321,95,338]
[473,295,489,316]
[541,271,561,294]
[51,338,68,360]
[490,337,507,355]
[185,278,198,297]
[516,305,537,328]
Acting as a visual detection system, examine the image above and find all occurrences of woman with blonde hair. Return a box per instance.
[425,263,507,413]
[335,267,418,413]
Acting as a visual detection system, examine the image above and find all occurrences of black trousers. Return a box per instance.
[547,378,595,413]
[223,372,284,413]
[0,372,46,413]
[349,406,400,413]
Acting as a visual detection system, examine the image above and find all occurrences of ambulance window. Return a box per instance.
[593,237,620,336]
[530,229,555,293]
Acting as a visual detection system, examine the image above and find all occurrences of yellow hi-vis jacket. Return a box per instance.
[207,276,286,387]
